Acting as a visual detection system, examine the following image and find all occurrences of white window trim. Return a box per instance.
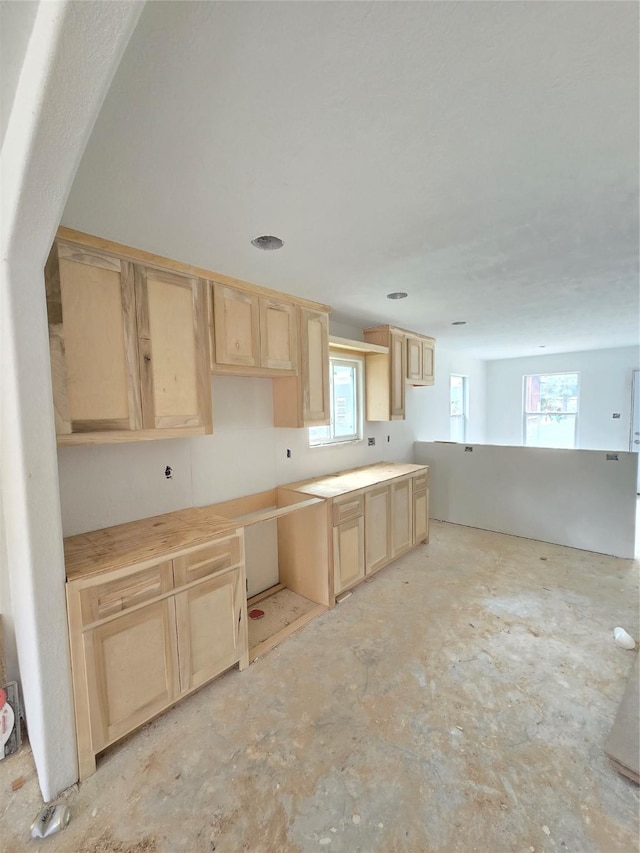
[309,354,364,447]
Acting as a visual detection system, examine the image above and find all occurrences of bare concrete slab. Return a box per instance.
[1,521,638,852]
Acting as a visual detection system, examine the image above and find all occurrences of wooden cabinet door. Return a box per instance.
[135,267,212,433]
[260,298,298,371]
[84,599,179,752]
[333,516,365,595]
[391,478,412,558]
[300,308,330,425]
[175,568,244,693]
[365,486,391,574]
[213,284,260,367]
[389,332,406,419]
[413,487,429,545]
[406,336,423,382]
[46,242,142,436]
[422,340,435,385]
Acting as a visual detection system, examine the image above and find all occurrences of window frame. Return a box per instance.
[449,374,468,442]
[309,353,364,447]
[522,371,580,449]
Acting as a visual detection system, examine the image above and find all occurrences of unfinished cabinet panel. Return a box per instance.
[413,488,429,545]
[212,283,261,368]
[406,336,423,382]
[84,599,180,752]
[46,242,142,436]
[333,516,365,594]
[390,332,406,418]
[391,478,412,558]
[273,307,330,427]
[260,298,298,371]
[421,339,435,385]
[363,325,406,421]
[175,568,243,692]
[365,485,391,574]
[136,267,212,433]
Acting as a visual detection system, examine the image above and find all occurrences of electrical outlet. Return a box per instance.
[606,453,619,461]
[612,413,621,419]
[286,449,292,458]
[164,465,173,479]
[368,437,375,446]
[464,446,473,452]
[387,435,390,443]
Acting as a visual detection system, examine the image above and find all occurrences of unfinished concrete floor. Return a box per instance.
[1,521,639,852]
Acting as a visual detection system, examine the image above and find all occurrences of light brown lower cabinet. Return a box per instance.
[325,466,430,600]
[391,478,413,558]
[84,598,180,754]
[333,516,365,595]
[365,485,391,574]
[66,530,247,781]
[174,568,243,692]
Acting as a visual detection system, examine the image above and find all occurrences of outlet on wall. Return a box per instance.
[368,437,375,446]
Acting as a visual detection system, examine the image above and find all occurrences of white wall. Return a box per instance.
[412,347,487,444]
[59,367,418,536]
[0,0,144,801]
[486,346,640,450]
[415,441,638,558]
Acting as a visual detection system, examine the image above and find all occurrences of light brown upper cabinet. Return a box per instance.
[363,326,406,421]
[273,307,330,427]
[406,334,435,386]
[364,325,436,420]
[210,283,298,375]
[45,235,212,445]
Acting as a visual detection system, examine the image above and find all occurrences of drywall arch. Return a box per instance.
[1,0,144,800]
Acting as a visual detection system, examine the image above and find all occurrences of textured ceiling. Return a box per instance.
[62,1,639,359]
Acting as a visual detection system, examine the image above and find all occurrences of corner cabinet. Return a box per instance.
[65,519,247,780]
[272,307,330,427]
[364,325,436,420]
[46,237,212,445]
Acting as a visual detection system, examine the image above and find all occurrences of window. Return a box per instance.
[450,375,468,442]
[309,355,363,446]
[523,372,579,448]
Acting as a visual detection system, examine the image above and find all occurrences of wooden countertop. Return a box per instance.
[282,462,428,498]
[64,507,239,581]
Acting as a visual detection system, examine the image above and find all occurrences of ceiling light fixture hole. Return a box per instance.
[451,320,467,326]
[387,292,408,300]
[251,235,284,250]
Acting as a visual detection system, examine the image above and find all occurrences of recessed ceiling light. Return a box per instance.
[451,321,467,326]
[251,235,284,250]
[387,292,408,300]
[539,345,546,348]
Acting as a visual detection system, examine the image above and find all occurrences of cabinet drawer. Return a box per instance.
[173,536,241,587]
[412,472,428,493]
[333,495,364,525]
[80,562,173,625]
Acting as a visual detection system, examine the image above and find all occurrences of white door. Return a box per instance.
[631,370,640,493]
